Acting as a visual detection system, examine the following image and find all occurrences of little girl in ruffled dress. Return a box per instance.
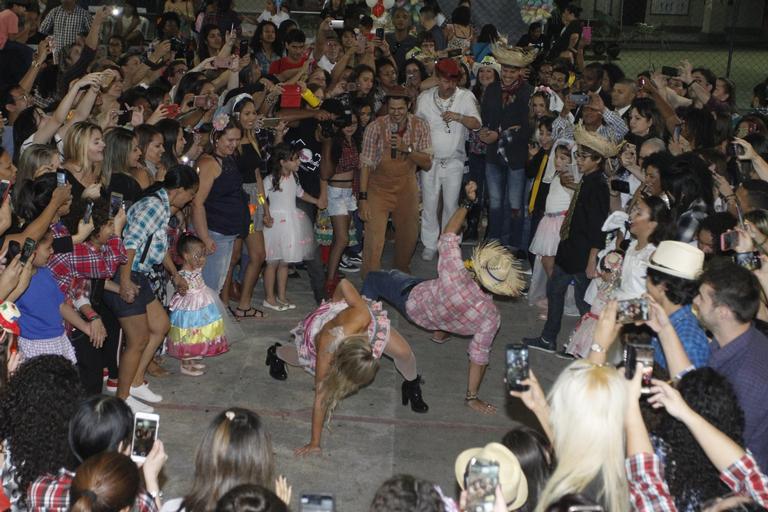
[168,234,238,376]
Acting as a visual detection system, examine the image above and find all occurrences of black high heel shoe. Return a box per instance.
[401,375,429,413]
[265,343,287,381]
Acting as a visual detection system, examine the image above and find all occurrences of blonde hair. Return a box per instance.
[321,335,379,424]
[535,361,629,512]
[16,144,58,191]
[63,122,105,186]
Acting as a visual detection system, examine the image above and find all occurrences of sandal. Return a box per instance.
[262,300,289,312]
[180,362,205,377]
[276,298,296,310]
[229,306,267,319]
[147,359,171,377]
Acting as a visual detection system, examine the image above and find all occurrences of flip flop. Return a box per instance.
[229,306,267,319]
[180,363,205,377]
[430,334,451,344]
[262,300,289,312]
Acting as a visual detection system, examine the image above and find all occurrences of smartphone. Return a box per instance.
[122,200,133,212]
[5,240,20,264]
[465,458,499,512]
[261,117,280,129]
[239,39,249,57]
[299,493,335,511]
[581,25,592,44]
[109,192,123,218]
[280,84,302,109]
[727,142,745,157]
[610,179,630,194]
[568,93,589,106]
[505,344,529,392]
[624,343,654,388]
[130,412,159,463]
[164,103,181,118]
[329,19,344,29]
[637,76,648,88]
[673,124,682,142]
[101,71,115,89]
[193,95,215,110]
[213,55,231,68]
[110,5,123,16]
[375,27,385,40]
[19,237,36,265]
[0,180,10,202]
[446,48,462,58]
[661,65,679,77]
[345,81,358,92]
[56,171,67,187]
[734,251,762,271]
[720,230,740,252]
[616,298,649,324]
[83,202,94,224]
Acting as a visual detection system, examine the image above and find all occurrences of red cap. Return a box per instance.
[435,58,460,80]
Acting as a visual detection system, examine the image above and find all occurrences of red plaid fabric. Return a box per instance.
[48,232,127,302]
[720,452,768,508]
[360,113,432,169]
[625,453,677,512]
[28,468,158,512]
[405,234,500,365]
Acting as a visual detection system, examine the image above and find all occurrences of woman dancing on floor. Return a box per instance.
[265,279,428,456]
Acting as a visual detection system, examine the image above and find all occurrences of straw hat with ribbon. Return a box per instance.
[466,242,525,297]
[490,44,538,68]
[573,123,620,158]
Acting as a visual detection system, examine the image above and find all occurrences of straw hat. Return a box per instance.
[470,242,525,297]
[454,442,528,510]
[491,43,538,68]
[647,240,705,280]
[472,55,501,76]
[573,124,619,158]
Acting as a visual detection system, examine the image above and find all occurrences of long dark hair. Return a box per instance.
[141,163,200,199]
[155,118,184,169]
[13,172,58,222]
[250,20,280,56]
[68,395,133,464]
[198,23,221,60]
[269,142,296,192]
[502,426,553,512]
[331,113,362,163]
[642,195,676,245]
[654,368,744,510]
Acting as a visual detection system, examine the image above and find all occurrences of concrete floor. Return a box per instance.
[149,244,577,511]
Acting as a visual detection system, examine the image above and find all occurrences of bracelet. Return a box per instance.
[465,392,478,401]
[358,191,368,200]
[257,194,266,205]
[459,198,475,209]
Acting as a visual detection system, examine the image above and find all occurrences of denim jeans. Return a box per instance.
[361,270,425,317]
[541,264,591,346]
[202,230,237,293]
[485,161,526,247]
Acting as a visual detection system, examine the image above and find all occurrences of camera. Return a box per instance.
[170,37,186,56]
[318,98,353,138]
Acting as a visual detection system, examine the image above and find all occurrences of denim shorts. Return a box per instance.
[327,186,357,217]
[103,271,158,318]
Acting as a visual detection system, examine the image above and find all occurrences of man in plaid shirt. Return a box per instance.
[39,0,91,59]
[363,181,522,414]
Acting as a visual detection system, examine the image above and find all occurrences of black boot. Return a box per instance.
[265,343,287,380]
[401,375,429,413]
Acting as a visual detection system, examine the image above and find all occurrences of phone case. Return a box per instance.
[280,85,302,109]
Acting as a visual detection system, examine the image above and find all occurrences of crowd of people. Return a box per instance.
[0,0,766,509]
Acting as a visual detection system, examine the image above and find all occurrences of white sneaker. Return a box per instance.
[421,248,437,261]
[125,395,155,414]
[130,383,163,403]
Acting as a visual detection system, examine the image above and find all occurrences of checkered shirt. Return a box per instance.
[406,233,500,365]
[360,113,433,169]
[123,189,171,274]
[626,453,677,512]
[28,468,158,512]
[48,230,127,302]
[651,305,710,370]
[719,451,768,508]
[39,5,92,56]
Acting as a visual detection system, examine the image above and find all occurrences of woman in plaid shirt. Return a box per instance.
[102,165,198,413]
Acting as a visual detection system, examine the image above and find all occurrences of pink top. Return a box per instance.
[0,9,19,50]
[406,233,500,365]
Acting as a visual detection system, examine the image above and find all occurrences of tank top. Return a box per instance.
[204,156,249,237]
[235,141,263,184]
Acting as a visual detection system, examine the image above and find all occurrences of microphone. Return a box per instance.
[390,123,399,159]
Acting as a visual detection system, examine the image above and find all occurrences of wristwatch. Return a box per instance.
[589,343,605,353]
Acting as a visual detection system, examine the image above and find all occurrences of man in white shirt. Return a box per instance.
[315,30,341,73]
[611,78,636,121]
[415,58,481,260]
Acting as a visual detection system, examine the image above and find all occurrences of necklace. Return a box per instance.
[433,88,456,133]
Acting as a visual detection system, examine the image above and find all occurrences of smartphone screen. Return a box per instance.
[83,202,94,224]
[610,179,630,194]
[213,55,231,68]
[616,298,649,324]
[56,171,67,187]
[239,39,249,57]
[109,192,123,218]
[300,493,335,511]
[261,117,280,129]
[661,66,679,77]
[375,27,384,40]
[465,458,499,512]
[720,230,739,252]
[506,344,529,392]
[131,413,159,462]
[19,237,36,265]
[0,180,10,202]
[568,93,589,106]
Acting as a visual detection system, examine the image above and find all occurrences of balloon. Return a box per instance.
[372,2,385,16]
[382,0,394,7]
[365,0,377,6]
